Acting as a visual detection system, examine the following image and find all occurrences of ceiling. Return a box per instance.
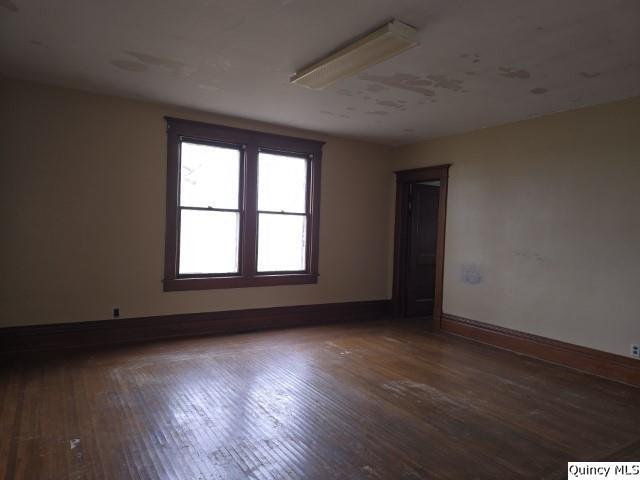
[1,0,639,145]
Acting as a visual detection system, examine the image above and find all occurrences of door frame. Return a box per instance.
[392,164,450,328]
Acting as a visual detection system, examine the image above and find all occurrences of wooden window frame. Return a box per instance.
[163,117,324,291]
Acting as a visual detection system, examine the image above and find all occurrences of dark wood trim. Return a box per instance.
[392,165,450,327]
[164,117,326,151]
[243,144,258,276]
[163,273,318,291]
[308,149,322,275]
[441,313,640,387]
[0,300,390,354]
[433,172,448,325]
[392,179,409,317]
[394,164,451,183]
[163,127,181,283]
[164,117,324,291]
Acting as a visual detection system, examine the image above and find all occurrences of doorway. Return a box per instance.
[392,165,450,328]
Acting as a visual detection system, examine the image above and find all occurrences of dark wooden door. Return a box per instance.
[405,184,440,317]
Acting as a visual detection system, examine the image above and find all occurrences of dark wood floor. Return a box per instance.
[1,320,639,480]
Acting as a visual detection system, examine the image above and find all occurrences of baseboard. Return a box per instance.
[0,300,391,354]
[441,313,640,387]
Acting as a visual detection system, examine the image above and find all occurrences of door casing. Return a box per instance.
[392,165,450,328]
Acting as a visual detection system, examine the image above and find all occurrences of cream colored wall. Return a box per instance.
[392,97,640,357]
[0,78,394,327]
[3,77,638,359]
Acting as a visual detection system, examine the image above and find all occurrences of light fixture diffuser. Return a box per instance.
[290,20,419,90]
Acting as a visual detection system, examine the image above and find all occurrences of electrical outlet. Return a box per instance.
[112,307,120,318]
[631,344,640,359]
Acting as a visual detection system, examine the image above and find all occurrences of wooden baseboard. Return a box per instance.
[441,313,640,387]
[0,300,391,354]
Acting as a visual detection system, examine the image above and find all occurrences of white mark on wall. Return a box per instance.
[461,264,483,284]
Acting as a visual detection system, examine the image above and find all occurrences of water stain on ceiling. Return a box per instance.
[579,72,601,79]
[359,73,436,97]
[499,67,532,79]
[110,60,148,73]
[376,100,407,111]
[425,74,465,92]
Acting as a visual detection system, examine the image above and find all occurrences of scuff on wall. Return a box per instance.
[513,250,546,263]
[461,264,483,285]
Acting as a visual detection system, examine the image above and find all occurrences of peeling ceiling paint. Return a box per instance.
[1,0,639,145]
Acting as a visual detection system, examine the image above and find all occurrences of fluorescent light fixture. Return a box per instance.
[291,20,419,90]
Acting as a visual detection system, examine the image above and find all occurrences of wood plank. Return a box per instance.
[1,320,639,479]
[0,300,389,353]
[441,313,640,387]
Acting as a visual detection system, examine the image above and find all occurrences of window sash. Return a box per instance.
[177,208,241,276]
[256,211,308,274]
[178,140,242,210]
[257,150,309,215]
[177,206,243,277]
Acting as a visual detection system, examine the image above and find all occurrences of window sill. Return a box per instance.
[163,273,318,291]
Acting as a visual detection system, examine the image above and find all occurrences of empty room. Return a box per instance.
[1,1,639,479]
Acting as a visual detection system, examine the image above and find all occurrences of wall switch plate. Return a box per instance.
[112,307,120,318]
[631,344,640,359]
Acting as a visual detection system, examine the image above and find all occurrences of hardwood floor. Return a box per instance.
[1,320,639,479]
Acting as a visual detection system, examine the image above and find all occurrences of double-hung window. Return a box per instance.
[163,117,323,290]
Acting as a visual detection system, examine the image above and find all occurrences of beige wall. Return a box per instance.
[2,77,638,359]
[393,97,640,357]
[0,78,394,327]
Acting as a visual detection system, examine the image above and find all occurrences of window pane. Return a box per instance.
[180,142,240,209]
[258,152,307,213]
[257,213,306,272]
[179,209,239,274]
